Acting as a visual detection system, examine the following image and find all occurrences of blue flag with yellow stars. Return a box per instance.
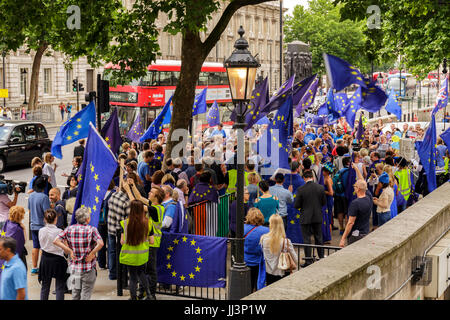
[126,113,145,143]
[344,87,363,129]
[51,101,96,159]
[361,80,388,113]
[440,126,450,150]
[432,76,448,116]
[323,53,368,91]
[295,76,319,116]
[334,92,349,117]
[385,89,402,121]
[157,232,227,288]
[355,113,365,144]
[192,87,208,116]
[256,96,293,171]
[140,96,173,142]
[101,108,122,155]
[206,101,220,127]
[292,74,317,114]
[72,123,118,227]
[415,114,437,193]
[261,75,295,113]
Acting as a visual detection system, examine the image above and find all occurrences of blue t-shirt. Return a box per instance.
[436,145,447,167]
[243,224,269,266]
[210,129,226,139]
[27,191,50,231]
[162,201,177,220]
[254,196,279,223]
[283,174,305,194]
[0,254,28,300]
[137,161,152,187]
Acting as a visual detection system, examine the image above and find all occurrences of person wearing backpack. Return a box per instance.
[98,181,115,270]
[332,156,351,235]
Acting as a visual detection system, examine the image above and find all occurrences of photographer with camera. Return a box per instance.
[0,182,22,230]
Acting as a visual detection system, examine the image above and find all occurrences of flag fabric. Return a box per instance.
[140,96,173,142]
[440,126,450,149]
[291,74,317,114]
[192,88,208,116]
[161,104,172,125]
[156,232,228,288]
[295,76,319,116]
[385,89,402,121]
[230,77,270,131]
[51,101,96,159]
[100,108,122,155]
[72,123,118,227]
[206,101,220,127]
[256,96,293,171]
[305,111,329,128]
[323,53,368,91]
[355,113,365,143]
[334,92,349,117]
[344,87,363,129]
[415,114,437,193]
[261,75,295,113]
[126,113,145,143]
[360,80,388,113]
[256,116,270,125]
[324,88,341,121]
[432,77,448,115]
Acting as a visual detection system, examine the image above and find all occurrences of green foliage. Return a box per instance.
[284,0,372,76]
[338,0,450,79]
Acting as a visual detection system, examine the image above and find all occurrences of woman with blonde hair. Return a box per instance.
[42,152,57,188]
[0,206,27,270]
[244,208,269,292]
[260,214,297,285]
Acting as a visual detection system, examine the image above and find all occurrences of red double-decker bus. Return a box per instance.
[104,60,232,131]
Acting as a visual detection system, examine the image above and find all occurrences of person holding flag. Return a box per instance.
[140,96,173,142]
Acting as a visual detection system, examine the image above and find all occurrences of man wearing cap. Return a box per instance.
[339,178,373,247]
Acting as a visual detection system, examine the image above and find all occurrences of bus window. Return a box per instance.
[220,73,229,85]
[141,71,156,86]
[103,71,140,86]
[208,72,222,85]
[171,72,180,86]
[159,72,173,86]
[198,72,208,86]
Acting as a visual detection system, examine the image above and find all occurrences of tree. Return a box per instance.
[283,0,371,78]
[0,0,122,110]
[337,0,450,79]
[102,0,274,163]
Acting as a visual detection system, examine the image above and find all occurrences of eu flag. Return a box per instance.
[101,108,122,155]
[51,101,96,159]
[72,123,118,227]
[261,75,295,113]
[361,80,388,113]
[140,96,173,142]
[432,77,448,115]
[206,101,220,127]
[440,126,450,149]
[355,113,365,144]
[385,89,402,121]
[192,88,208,116]
[344,87,363,129]
[126,113,145,143]
[292,74,317,115]
[256,96,293,171]
[323,53,368,91]
[295,76,319,116]
[157,232,227,288]
[334,92,349,117]
[415,114,437,193]
[323,88,341,121]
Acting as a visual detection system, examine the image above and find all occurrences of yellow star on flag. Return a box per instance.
[95,197,99,204]
[94,174,98,181]
[182,236,188,242]
[180,275,185,281]
[189,273,195,279]
[190,239,196,246]
[77,118,81,122]
[168,246,174,252]
[197,257,203,263]
[195,247,201,254]
[173,239,179,245]
[0,231,5,237]
[77,124,82,129]
[172,271,177,277]
[96,185,100,192]
[195,266,201,272]
[166,254,171,260]
[74,131,79,136]
[166,263,172,269]
[67,136,72,141]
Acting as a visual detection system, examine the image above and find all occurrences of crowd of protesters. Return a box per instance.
[1,111,449,300]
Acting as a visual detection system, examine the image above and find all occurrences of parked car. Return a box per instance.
[0,121,52,172]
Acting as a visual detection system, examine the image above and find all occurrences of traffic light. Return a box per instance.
[85,91,96,102]
[78,82,84,92]
[72,79,78,92]
[98,80,110,113]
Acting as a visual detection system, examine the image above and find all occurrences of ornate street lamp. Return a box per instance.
[443,58,448,130]
[21,69,28,105]
[224,26,260,300]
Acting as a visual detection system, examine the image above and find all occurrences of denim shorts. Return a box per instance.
[31,230,41,249]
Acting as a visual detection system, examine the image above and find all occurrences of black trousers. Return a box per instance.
[97,223,108,269]
[146,247,159,295]
[300,223,324,261]
[249,265,259,292]
[127,264,150,299]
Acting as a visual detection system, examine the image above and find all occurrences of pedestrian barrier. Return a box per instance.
[292,243,342,266]
[217,193,230,237]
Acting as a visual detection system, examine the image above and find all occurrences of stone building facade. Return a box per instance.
[0,0,284,112]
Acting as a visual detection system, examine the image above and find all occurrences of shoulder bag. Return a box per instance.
[277,238,297,272]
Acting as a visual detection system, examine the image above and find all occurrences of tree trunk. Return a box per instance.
[28,43,48,111]
[164,32,205,168]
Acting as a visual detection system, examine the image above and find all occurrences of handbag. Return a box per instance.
[277,238,297,272]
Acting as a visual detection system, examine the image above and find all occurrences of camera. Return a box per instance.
[0,175,27,195]
[351,143,361,152]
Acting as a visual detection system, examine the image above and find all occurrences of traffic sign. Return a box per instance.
[0,89,8,98]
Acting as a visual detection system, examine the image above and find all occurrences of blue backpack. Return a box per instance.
[332,168,348,195]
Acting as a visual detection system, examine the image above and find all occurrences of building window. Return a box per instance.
[168,35,173,56]
[258,18,262,34]
[20,68,28,95]
[259,43,263,61]
[44,68,51,94]
[248,16,253,32]
[65,69,73,93]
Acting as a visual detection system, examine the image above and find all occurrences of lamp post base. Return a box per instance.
[228,262,251,300]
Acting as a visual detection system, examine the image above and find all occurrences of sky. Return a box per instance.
[283,0,309,15]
